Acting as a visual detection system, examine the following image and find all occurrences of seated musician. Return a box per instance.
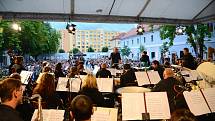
[152,68,187,113]
[120,64,138,87]
[79,74,104,107]
[150,60,165,79]
[77,64,87,75]
[67,66,78,78]
[0,78,24,121]
[96,63,112,78]
[70,95,93,121]
[32,73,63,109]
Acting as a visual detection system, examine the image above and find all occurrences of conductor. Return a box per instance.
[110,47,122,68]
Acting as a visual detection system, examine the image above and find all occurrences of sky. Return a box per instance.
[49,22,137,32]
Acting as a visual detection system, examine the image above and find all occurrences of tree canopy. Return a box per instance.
[0,20,61,57]
[69,48,80,54]
[160,24,211,58]
[87,46,95,52]
[101,46,108,52]
[121,46,131,57]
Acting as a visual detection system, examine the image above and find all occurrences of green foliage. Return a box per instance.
[58,49,65,53]
[160,42,170,54]
[87,46,95,52]
[101,46,108,52]
[160,24,211,58]
[121,46,131,57]
[70,48,80,54]
[0,20,60,57]
[139,45,146,53]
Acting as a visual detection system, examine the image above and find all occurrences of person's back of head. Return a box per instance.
[0,78,22,104]
[143,51,147,55]
[82,74,98,89]
[171,109,196,121]
[183,48,189,55]
[70,95,93,121]
[9,73,21,80]
[163,68,174,79]
[101,63,107,69]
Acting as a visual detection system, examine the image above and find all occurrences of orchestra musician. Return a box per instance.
[152,68,187,113]
[0,78,24,121]
[120,64,137,87]
[96,63,112,78]
[69,95,93,121]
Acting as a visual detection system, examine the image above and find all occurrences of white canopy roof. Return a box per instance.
[0,0,215,24]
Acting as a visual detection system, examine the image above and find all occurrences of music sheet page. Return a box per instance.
[56,77,81,92]
[31,109,64,121]
[20,71,33,84]
[96,78,113,92]
[145,92,170,119]
[91,107,118,121]
[183,90,211,115]
[135,72,150,86]
[202,88,215,112]
[122,93,146,120]
[147,71,161,84]
[107,68,116,76]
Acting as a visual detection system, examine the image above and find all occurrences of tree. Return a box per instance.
[87,46,95,52]
[102,46,108,52]
[69,48,80,54]
[0,20,60,59]
[121,46,131,57]
[58,49,65,53]
[139,45,146,53]
[160,24,211,59]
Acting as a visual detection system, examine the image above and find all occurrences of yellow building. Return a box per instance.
[59,30,76,52]
[75,29,120,52]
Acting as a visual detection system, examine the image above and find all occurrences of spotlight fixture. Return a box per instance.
[137,25,144,35]
[176,25,185,35]
[66,23,76,35]
[12,22,21,31]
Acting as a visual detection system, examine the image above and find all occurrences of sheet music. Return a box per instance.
[56,77,82,92]
[147,71,161,84]
[202,88,215,112]
[183,90,211,116]
[181,70,201,82]
[135,72,150,86]
[96,78,113,92]
[107,68,116,76]
[122,92,170,120]
[91,107,118,121]
[122,93,146,120]
[31,109,64,121]
[145,92,170,119]
[20,71,33,84]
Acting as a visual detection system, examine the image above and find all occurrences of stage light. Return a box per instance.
[66,23,76,35]
[137,25,144,35]
[176,25,185,35]
[12,22,21,31]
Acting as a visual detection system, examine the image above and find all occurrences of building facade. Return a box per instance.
[59,30,76,52]
[119,24,215,62]
[75,29,120,52]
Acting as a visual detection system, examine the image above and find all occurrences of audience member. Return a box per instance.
[182,48,195,69]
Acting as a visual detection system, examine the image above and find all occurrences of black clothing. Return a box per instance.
[96,69,112,78]
[0,104,23,121]
[12,64,26,74]
[54,70,65,79]
[182,53,195,69]
[140,55,150,66]
[120,69,137,87]
[110,52,121,66]
[79,87,104,107]
[150,65,165,80]
[152,77,187,113]
[79,71,87,75]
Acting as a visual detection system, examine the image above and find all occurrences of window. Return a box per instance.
[124,42,125,46]
[127,41,129,46]
[144,37,146,43]
[151,52,155,59]
[132,40,134,45]
[137,38,139,44]
[151,35,153,42]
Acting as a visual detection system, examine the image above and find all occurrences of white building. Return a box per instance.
[119,24,215,63]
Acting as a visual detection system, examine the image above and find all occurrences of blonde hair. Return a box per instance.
[82,74,98,89]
